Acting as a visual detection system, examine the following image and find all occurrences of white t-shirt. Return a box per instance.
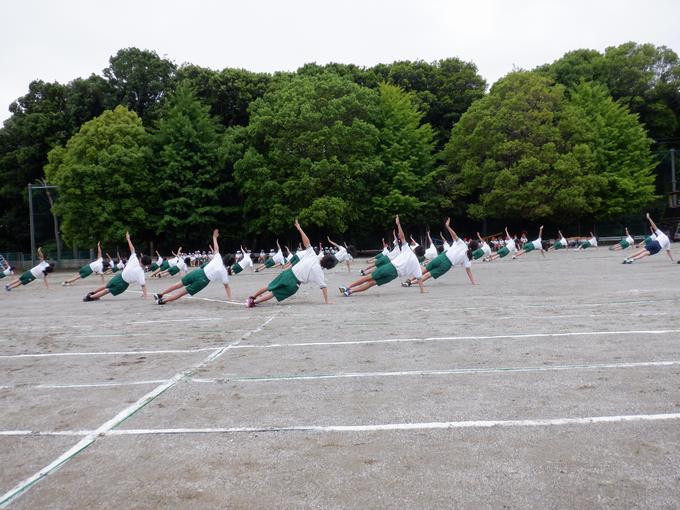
[156,256,164,266]
[203,254,229,284]
[2,267,13,276]
[588,236,597,247]
[442,240,451,251]
[480,241,491,256]
[505,238,517,252]
[89,257,104,274]
[655,229,670,250]
[529,238,542,250]
[122,253,145,286]
[424,244,438,260]
[292,247,326,288]
[30,261,50,279]
[334,246,352,263]
[625,235,634,245]
[117,260,125,270]
[387,244,402,260]
[391,246,423,279]
[381,246,389,256]
[272,249,286,265]
[239,253,253,269]
[445,243,472,269]
[559,236,568,246]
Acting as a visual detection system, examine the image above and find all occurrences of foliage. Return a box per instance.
[44,106,153,245]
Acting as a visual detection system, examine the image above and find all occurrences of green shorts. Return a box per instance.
[160,260,170,271]
[374,254,390,267]
[471,248,485,260]
[168,265,181,276]
[523,243,536,253]
[267,269,300,301]
[111,265,119,273]
[149,263,159,272]
[417,256,426,263]
[643,236,651,244]
[232,262,243,274]
[553,241,564,250]
[497,246,510,257]
[370,262,398,286]
[19,271,36,285]
[619,240,630,249]
[580,241,592,249]
[78,264,94,279]
[425,252,453,279]
[289,254,300,266]
[181,268,210,296]
[264,258,275,268]
[106,273,129,296]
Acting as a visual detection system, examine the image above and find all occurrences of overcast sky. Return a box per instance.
[2,0,680,123]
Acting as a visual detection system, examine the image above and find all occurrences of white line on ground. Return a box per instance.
[0,312,279,508]
[0,380,168,390]
[190,360,680,383]
[0,347,219,359]
[231,329,680,350]
[3,412,679,438]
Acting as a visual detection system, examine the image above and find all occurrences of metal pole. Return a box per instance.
[28,183,36,266]
[671,149,677,193]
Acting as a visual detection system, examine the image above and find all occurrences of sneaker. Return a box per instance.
[343,288,352,297]
[339,286,347,295]
[511,255,517,259]
[61,281,68,286]
[5,284,11,292]
[246,296,255,308]
[401,281,412,287]
[83,294,93,302]
[152,293,161,303]
[359,269,365,276]
[157,297,166,305]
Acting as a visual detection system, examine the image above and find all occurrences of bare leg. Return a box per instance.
[89,287,111,300]
[348,280,377,294]
[253,291,275,305]
[250,286,269,299]
[158,281,184,295]
[346,274,374,290]
[63,274,82,284]
[162,288,189,303]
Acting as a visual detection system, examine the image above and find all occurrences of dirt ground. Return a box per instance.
[1,246,679,509]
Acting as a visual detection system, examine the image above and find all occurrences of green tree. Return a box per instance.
[153,81,232,245]
[45,106,153,245]
[372,83,436,226]
[440,72,656,223]
[104,48,177,125]
[232,73,382,235]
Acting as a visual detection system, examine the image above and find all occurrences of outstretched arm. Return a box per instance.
[477,232,484,242]
[327,236,341,249]
[212,229,220,255]
[427,230,433,245]
[646,213,658,232]
[97,241,102,259]
[624,228,630,237]
[440,231,448,243]
[538,225,544,238]
[395,215,406,243]
[445,217,459,242]
[37,246,45,261]
[276,239,281,251]
[504,227,510,240]
[295,219,312,248]
[125,232,135,254]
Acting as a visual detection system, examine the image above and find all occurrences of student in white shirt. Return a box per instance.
[83,232,150,301]
[0,257,15,279]
[157,248,190,278]
[359,238,392,276]
[610,228,635,251]
[484,228,517,261]
[154,230,232,304]
[254,240,286,272]
[327,236,355,272]
[624,213,674,263]
[5,247,54,292]
[246,220,337,307]
[548,230,570,251]
[578,232,598,250]
[340,215,424,296]
[470,232,492,260]
[62,241,108,285]
[513,226,546,258]
[231,245,254,274]
[423,231,439,262]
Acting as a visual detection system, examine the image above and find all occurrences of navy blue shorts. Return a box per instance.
[645,240,662,255]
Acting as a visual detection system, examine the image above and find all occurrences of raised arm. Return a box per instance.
[427,230,433,245]
[538,225,544,238]
[327,236,341,249]
[646,213,658,232]
[477,232,484,242]
[504,227,511,241]
[37,246,45,261]
[125,232,135,254]
[276,239,281,251]
[624,227,629,237]
[445,217,459,242]
[97,241,102,259]
[295,219,312,248]
[440,231,448,243]
[212,229,220,255]
[240,244,248,255]
[394,215,407,244]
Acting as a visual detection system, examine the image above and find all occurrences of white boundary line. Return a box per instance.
[2,412,679,437]
[0,312,279,508]
[0,347,218,359]
[230,328,680,350]
[190,360,680,383]
[0,380,168,390]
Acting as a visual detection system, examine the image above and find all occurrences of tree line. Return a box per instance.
[2,42,678,251]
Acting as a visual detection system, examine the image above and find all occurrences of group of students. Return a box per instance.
[3,213,676,306]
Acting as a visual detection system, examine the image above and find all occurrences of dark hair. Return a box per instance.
[9,265,15,271]
[346,245,357,258]
[320,254,338,269]
[102,261,111,270]
[140,255,152,266]
[436,245,444,254]
[44,263,55,274]
[184,257,191,265]
[466,240,479,260]
[414,245,426,257]
[122,258,128,265]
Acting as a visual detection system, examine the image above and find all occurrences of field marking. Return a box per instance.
[190,360,680,384]
[3,412,679,438]
[0,347,219,359]
[0,311,279,508]
[0,380,167,390]
[232,328,680,350]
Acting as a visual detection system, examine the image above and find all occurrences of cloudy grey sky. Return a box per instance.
[2,0,679,122]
